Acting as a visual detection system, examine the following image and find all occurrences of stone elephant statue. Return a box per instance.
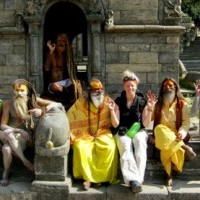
[35,104,70,150]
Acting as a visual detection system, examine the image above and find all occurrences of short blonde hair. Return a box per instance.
[122,70,139,83]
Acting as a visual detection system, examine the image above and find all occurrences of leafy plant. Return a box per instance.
[182,0,200,23]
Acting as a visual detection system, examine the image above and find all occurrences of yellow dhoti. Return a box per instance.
[73,133,118,183]
[154,124,185,176]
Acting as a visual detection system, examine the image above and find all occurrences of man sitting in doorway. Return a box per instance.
[42,33,82,110]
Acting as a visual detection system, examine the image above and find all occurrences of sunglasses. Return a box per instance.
[123,76,137,82]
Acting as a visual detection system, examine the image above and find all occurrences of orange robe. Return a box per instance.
[67,96,118,183]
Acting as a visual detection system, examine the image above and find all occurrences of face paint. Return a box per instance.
[163,80,175,91]
[13,83,28,97]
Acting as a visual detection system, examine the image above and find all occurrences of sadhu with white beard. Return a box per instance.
[0,79,60,186]
[152,77,196,186]
[67,78,119,190]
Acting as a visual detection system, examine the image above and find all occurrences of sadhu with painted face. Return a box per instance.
[43,33,82,109]
[0,79,61,186]
[67,78,119,190]
[152,77,196,186]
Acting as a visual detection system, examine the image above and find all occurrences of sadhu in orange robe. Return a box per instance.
[67,96,119,184]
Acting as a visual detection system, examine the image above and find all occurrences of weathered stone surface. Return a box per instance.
[151,44,179,52]
[0,1,185,197]
[0,54,6,65]
[7,54,25,66]
[129,52,158,64]
[159,52,179,64]
[35,105,70,150]
[32,180,71,200]
[0,66,26,75]
[0,11,15,25]
[34,155,68,181]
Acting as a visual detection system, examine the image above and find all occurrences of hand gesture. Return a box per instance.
[194,80,200,97]
[146,90,157,110]
[18,129,32,142]
[29,108,42,118]
[105,98,115,111]
[46,102,63,112]
[176,132,184,141]
[47,40,56,55]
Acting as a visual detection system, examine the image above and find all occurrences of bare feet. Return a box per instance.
[0,170,9,187]
[184,145,196,160]
[23,160,34,172]
[0,179,9,187]
[83,181,91,190]
[187,147,196,160]
[167,177,173,186]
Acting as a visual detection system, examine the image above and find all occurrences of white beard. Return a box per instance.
[13,95,28,120]
[163,90,175,105]
[90,93,104,108]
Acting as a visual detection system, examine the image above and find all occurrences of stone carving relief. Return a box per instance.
[15,11,25,30]
[24,0,106,17]
[164,0,183,18]
[87,0,104,15]
[25,0,46,16]
[105,10,114,29]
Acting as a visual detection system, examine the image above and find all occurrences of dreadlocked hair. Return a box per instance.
[65,37,83,100]
[27,81,39,109]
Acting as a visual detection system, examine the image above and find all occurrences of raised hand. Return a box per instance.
[47,40,56,55]
[105,98,115,111]
[29,108,42,118]
[146,90,157,110]
[194,80,200,97]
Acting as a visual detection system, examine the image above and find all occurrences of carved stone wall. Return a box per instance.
[0,0,185,99]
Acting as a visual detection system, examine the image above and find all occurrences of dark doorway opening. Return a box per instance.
[42,2,88,109]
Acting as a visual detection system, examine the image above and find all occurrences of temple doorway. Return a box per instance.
[42,1,88,109]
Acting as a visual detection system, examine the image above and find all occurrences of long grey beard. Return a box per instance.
[163,91,175,105]
[13,95,28,120]
[91,94,104,108]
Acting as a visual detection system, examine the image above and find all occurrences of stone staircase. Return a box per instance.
[0,134,200,200]
[180,35,200,72]
[0,110,199,200]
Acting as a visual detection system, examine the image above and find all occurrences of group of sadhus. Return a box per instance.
[0,70,199,194]
[0,34,198,193]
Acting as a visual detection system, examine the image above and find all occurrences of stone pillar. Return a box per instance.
[91,23,101,78]
[87,14,105,80]
[32,144,71,200]
[24,16,43,93]
[31,106,71,200]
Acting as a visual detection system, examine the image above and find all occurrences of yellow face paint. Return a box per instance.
[13,83,28,97]
[14,83,28,92]
[163,80,174,87]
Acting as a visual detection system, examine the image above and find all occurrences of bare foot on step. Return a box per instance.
[23,160,34,172]
[186,146,196,160]
[167,177,173,186]
[0,170,10,187]
[83,181,91,190]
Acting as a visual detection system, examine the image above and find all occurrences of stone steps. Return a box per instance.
[0,140,199,200]
[180,36,200,73]
[145,140,200,180]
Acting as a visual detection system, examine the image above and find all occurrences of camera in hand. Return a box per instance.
[118,126,127,136]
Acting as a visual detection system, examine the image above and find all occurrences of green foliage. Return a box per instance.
[182,0,200,22]
[179,78,195,90]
